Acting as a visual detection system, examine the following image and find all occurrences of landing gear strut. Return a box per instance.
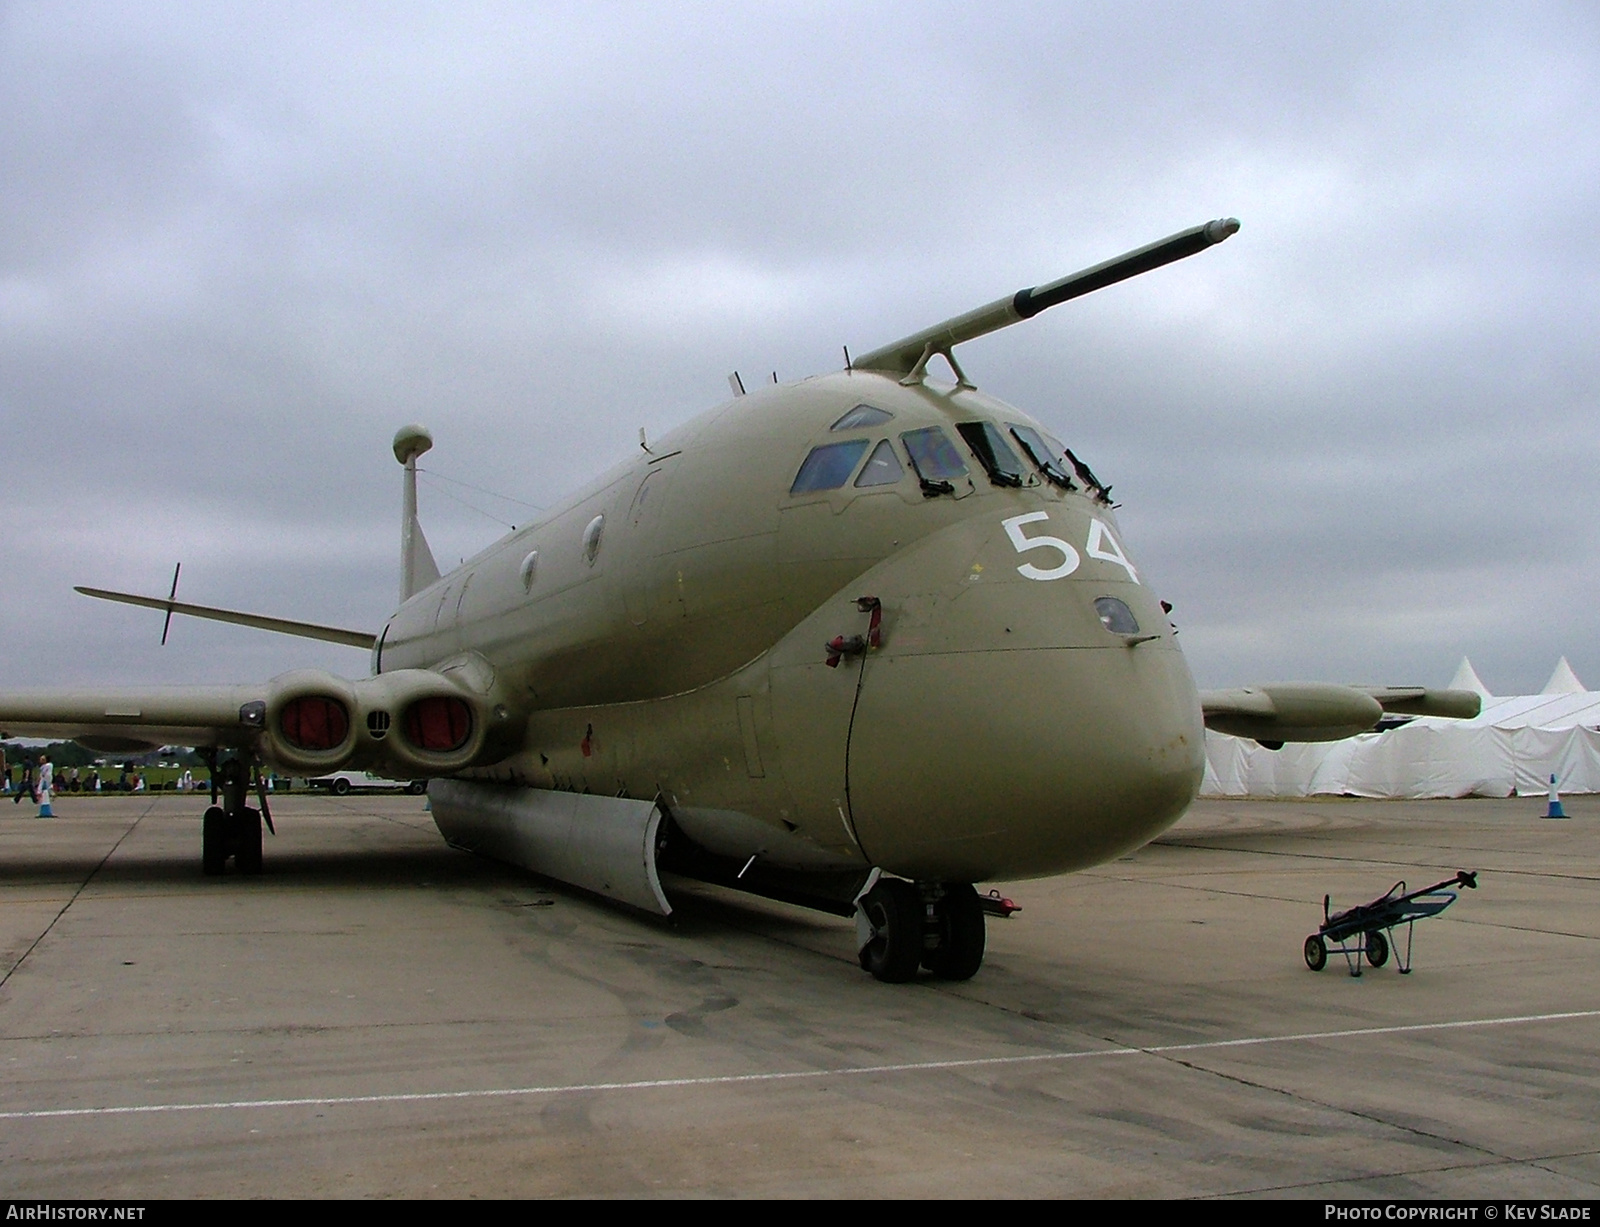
[856,879,987,983]
[200,757,264,876]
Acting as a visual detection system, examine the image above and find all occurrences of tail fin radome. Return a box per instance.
[394,424,440,603]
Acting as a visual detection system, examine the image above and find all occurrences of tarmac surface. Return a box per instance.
[0,789,1596,1199]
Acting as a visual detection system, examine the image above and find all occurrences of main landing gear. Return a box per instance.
[200,757,269,877]
[856,879,986,983]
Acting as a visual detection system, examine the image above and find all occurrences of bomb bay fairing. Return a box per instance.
[0,219,1479,982]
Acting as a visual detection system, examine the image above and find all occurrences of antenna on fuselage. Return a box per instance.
[394,424,441,604]
[852,218,1240,386]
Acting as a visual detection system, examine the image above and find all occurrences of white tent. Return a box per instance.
[1202,657,1600,799]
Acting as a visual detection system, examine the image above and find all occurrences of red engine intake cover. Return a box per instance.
[404,695,472,753]
[279,696,350,752]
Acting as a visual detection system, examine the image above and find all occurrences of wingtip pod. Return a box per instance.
[1356,687,1482,721]
[1200,682,1382,744]
[1204,217,1241,244]
[1200,681,1483,746]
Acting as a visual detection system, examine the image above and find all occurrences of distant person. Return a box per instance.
[13,757,36,805]
[87,769,100,793]
[37,755,54,818]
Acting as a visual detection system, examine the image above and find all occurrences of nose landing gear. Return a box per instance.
[856,879,987,983]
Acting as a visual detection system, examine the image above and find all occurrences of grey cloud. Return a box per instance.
[2,2,1597,698]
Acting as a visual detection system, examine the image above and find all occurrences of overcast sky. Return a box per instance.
[3,2,1597,697]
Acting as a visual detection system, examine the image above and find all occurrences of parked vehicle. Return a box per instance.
[309,771,427,797]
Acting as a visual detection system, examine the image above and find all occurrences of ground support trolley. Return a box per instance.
[1303,870,1477,976]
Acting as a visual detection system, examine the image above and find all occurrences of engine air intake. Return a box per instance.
[279,696,350,752]
[404,696,472,753]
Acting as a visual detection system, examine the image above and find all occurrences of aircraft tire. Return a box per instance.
[236,808,263,876]
[1303,934,1327,972]
[858,879,923,983]
[332,777,351,796]
[202,807,227,876]
[1365,930,1389,968]
[923,882,986,981]
[406,780,427,796]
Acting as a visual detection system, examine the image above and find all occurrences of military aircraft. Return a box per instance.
[0,218,1479,983]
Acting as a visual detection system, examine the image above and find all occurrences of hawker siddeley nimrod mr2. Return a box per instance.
[0,218,1481,982]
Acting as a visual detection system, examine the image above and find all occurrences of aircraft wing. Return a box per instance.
[1199,683,1481,745]
[0,684,269,753]
[2,665,495,779]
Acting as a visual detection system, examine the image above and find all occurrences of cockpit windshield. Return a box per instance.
[1008,424,1075,490]
[900,428,966,480]
[854,439,904,487]
[956,422,1024,487]
[900,427,968,496]
[790,439,871,494]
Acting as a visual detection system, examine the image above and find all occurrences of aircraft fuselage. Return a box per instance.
[377,370,1206,884]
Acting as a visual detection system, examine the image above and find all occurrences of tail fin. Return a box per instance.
[394,425,441,603]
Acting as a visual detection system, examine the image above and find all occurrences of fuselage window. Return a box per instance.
[899,427,967,483]
[831,404,893,431]
[791,438,871,494]
[1008,424,1076,490]
[854,439,904,487]
[956,422,1024,487]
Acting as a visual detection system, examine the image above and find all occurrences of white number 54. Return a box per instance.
[1001,513,1080,581]
[1002,513,1140,583]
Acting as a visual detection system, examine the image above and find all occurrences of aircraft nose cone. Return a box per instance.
[846,642,1205,882]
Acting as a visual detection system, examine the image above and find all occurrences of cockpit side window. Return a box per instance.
[1008,423,1076,490]
[900,427,967,484]
[956,422,1025,487]
[831,404,893,431]
[854,439,904,487]
[790,439,871,494]
[1063,445,1113,504]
